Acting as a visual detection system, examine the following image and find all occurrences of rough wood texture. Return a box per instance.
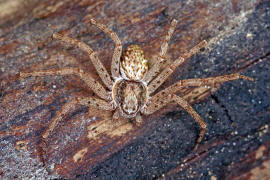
[0,0,270,179]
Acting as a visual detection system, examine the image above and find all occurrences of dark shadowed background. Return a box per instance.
[0,0,270,179]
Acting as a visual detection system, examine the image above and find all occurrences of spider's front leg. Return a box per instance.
[41,98,77,173]
[171,95,206,151]
[41,96,114,173]
[142,94,206,151]
[142,73,254,150]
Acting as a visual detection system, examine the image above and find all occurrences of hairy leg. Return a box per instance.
[171,95,206,151]
[153,73,254,99]
[53,33,113,89]
[76,96,115,111]
[147,57,185,94]
[41,98,77,173]
[86,18,122,79]
[20,67,111,101]
[142,94,206,151]
[143,19,178,84]
[181,40,207,59]
[41,96,114,173]
[148,40,207,94]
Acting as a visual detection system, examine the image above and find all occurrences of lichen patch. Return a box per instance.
[73,147,88,163]
[87,120,110,140]
[15,140,27,150]
[255,145,266,159]
[249,159,270,180]
[108,122,134,137]
[87,118,134,141]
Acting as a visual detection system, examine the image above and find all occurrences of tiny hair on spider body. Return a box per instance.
[19,16,254,172]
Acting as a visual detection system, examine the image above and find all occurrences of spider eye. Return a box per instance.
[121,44,148,81]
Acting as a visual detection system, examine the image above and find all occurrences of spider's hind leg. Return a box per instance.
[147,40,207,94]
[52,32,114,89]
[85,17,122,79]
[143,19,178,84]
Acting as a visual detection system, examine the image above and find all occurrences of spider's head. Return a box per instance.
[120,44,148,81]
[113,80,147,118]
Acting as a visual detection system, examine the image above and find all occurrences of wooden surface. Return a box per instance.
[0,0,270,179]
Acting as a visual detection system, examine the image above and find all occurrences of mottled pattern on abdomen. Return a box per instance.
[121,44,148,81]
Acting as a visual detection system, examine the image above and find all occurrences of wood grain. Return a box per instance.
[0,0,269,179]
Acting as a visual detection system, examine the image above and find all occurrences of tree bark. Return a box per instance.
[0,0,270,179]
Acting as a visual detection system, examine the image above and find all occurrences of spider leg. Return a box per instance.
[53,33,113,89]
[148,40,207,94]
[142,94,206,151]
[41,96,114,173]
[87,18,122,79]
[76,96,115,111]
[182,40,207,59]
[153,73,254,98]
[20,67,111,101]
[143,19,178,84]
[171,95,206,151]
[142,73,253,150]
[41,98,77,173]
[148,57,185,94]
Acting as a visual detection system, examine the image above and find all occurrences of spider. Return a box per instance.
[20,17,253,170]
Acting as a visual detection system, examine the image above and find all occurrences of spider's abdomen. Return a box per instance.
[121,44,148,81]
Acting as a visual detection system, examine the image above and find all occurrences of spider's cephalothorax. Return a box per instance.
[20,18,254,172]
[113,80,147,118]
[113,44,149,118]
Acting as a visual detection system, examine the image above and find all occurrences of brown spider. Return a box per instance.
[20,17,253,170]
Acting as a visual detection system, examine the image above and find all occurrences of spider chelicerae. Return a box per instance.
[20,17,253,168]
